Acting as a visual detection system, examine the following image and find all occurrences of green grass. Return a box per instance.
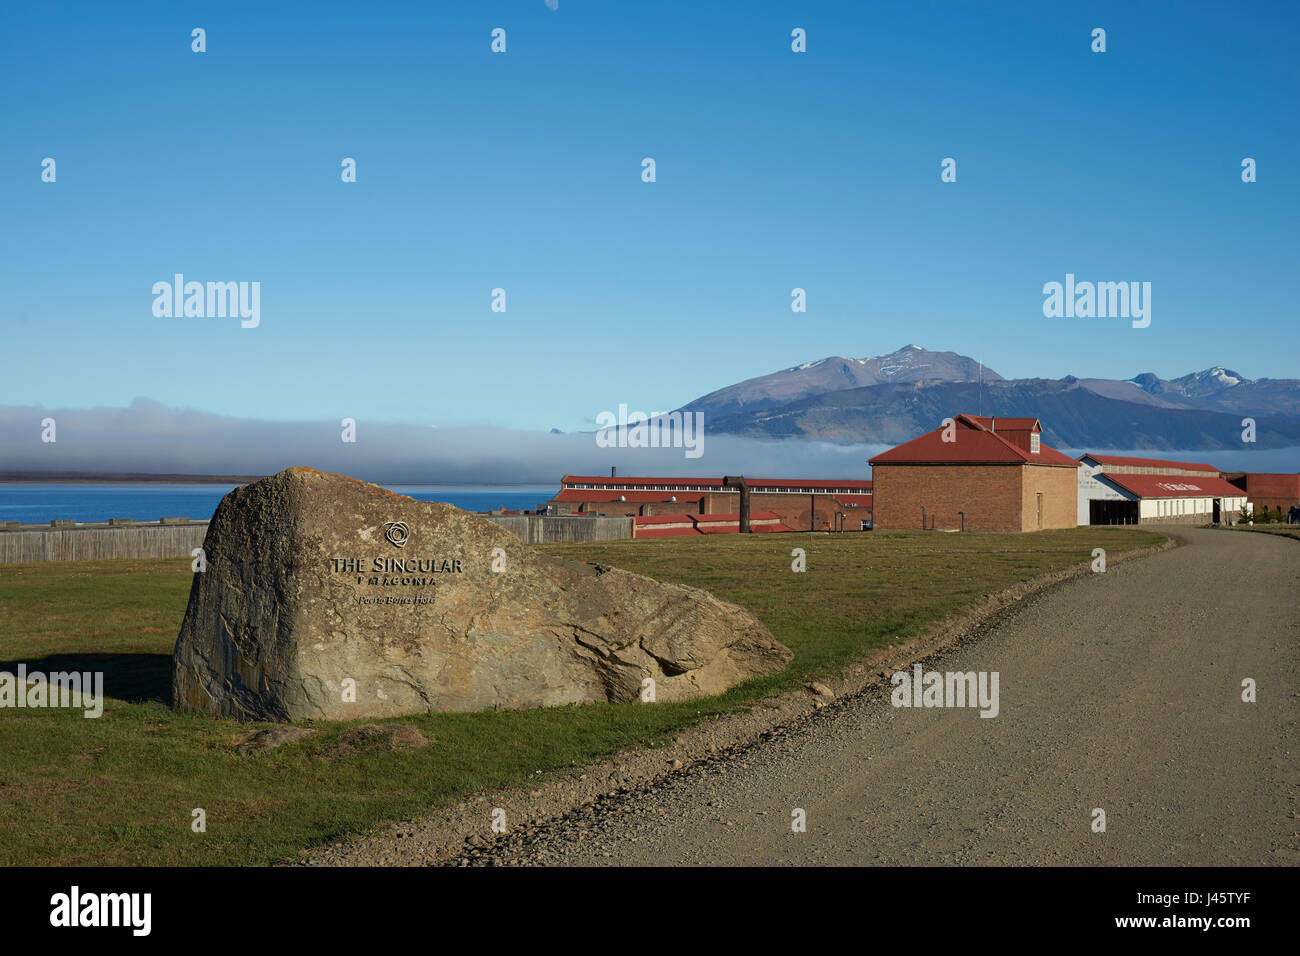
[1220,524,1300,541]
[0,527,1164,865]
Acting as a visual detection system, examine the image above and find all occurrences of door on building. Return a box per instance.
[1213,499,1221,524]
[1090,499,1139,525]
[1036,493,1043,530]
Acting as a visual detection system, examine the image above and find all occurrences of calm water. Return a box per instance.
[0,483,558,525]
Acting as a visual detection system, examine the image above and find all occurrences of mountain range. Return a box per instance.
[679,346,1300,450]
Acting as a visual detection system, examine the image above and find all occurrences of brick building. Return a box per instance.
[868,415,1079,532]
[1078,454,1248,525]
[1223,473,1300,519]
[549,474,873,532]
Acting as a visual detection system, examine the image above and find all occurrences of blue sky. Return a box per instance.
[2,0,1296,433]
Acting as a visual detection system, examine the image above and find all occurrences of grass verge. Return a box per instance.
[0,527,1163,865]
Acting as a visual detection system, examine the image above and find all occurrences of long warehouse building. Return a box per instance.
[548,473,873,532]
[1077,454,1248,525]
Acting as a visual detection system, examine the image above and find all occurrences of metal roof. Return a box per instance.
[1101,473,1246,498]
[1081,453,1218,472]
[869,414,1078,468]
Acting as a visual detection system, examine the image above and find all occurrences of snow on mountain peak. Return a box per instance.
[880,363,931,377]
[1191,365,1246,389]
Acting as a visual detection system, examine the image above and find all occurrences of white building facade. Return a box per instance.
[1076,454,1249,526]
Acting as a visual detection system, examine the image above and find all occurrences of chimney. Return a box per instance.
[723,475,750,533]
[611,466,616,478]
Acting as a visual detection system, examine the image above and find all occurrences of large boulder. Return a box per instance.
[172,468,791,721]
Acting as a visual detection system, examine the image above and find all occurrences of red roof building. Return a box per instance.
[1222,473,1300,516]
[1078,453,1248,525]
[868,414,1079,531]
[549,474,872,532]
[558,476,873,493]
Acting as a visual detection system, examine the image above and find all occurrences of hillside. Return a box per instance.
[679,347,1300,449]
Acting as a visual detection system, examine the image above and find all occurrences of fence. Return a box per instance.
[0,514,634,563]
[0,524,209,563]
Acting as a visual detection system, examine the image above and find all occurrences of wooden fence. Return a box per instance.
[0,525,209,563]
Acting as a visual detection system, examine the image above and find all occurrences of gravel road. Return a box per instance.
[474,528,1299,866]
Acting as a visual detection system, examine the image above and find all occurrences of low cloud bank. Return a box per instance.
[0,399,887,483]
[2,400,1294,483]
